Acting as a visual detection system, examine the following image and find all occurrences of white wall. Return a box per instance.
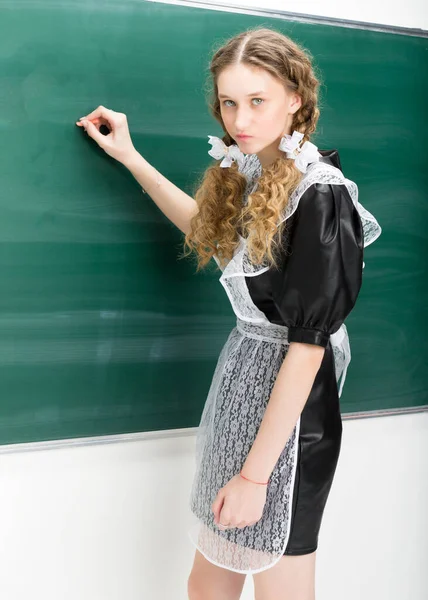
[0,413,427,599]
[156,0,428,31]
[1,2,426,599]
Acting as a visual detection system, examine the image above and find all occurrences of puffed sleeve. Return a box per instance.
[271,182,364,347]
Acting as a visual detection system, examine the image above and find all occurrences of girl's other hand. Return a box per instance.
[75,105,137,165]
[211,474,267,529]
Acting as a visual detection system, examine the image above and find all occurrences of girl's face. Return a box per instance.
[217,63,301,167]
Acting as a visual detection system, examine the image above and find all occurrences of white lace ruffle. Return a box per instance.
[238,154,382,271]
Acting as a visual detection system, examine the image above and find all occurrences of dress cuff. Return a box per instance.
[288,326,330,347]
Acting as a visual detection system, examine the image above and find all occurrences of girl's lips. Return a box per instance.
[237,135,252,139]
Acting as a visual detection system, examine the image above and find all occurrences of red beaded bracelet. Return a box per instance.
[240,471,269,485]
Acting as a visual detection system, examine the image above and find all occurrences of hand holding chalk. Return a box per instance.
[75,106,137,165]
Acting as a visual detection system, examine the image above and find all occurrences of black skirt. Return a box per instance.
[283,341,342,555]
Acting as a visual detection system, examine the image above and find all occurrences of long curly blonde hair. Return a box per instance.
[180,26,322,271]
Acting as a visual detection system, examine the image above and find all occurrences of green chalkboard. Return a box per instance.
[0,0,427,446]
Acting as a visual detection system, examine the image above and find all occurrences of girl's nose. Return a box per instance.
[234,112,251,131]
[235,120,251,132]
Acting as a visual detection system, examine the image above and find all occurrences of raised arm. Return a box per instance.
[122,150,198,236]
[77,106,198,236]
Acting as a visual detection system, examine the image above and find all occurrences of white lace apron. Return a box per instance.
[188,158,382,573]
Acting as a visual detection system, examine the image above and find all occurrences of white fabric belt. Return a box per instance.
[236,317,289,344]
[330,325,345,347]
[236,317,346,348]
[235,318,350,398]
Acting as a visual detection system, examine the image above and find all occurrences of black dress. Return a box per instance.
[188,150,380,573]
[246,150,364,555]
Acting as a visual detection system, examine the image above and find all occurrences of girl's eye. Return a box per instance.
[222,98,264,107]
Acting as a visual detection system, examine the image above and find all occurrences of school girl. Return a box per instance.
[76,25,381,600]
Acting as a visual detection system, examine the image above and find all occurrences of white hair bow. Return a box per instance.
[278,131,321,173]
[207,135,246,168]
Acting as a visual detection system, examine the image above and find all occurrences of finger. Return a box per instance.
[81,119,106,145]
[218,506,231,527]
[76,118,101,127]
[211,494,221,522]
[80,106,115,123]
[211,493,224,523]
[218,499,231,524]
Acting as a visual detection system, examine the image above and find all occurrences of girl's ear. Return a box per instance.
[288,92,302,114]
